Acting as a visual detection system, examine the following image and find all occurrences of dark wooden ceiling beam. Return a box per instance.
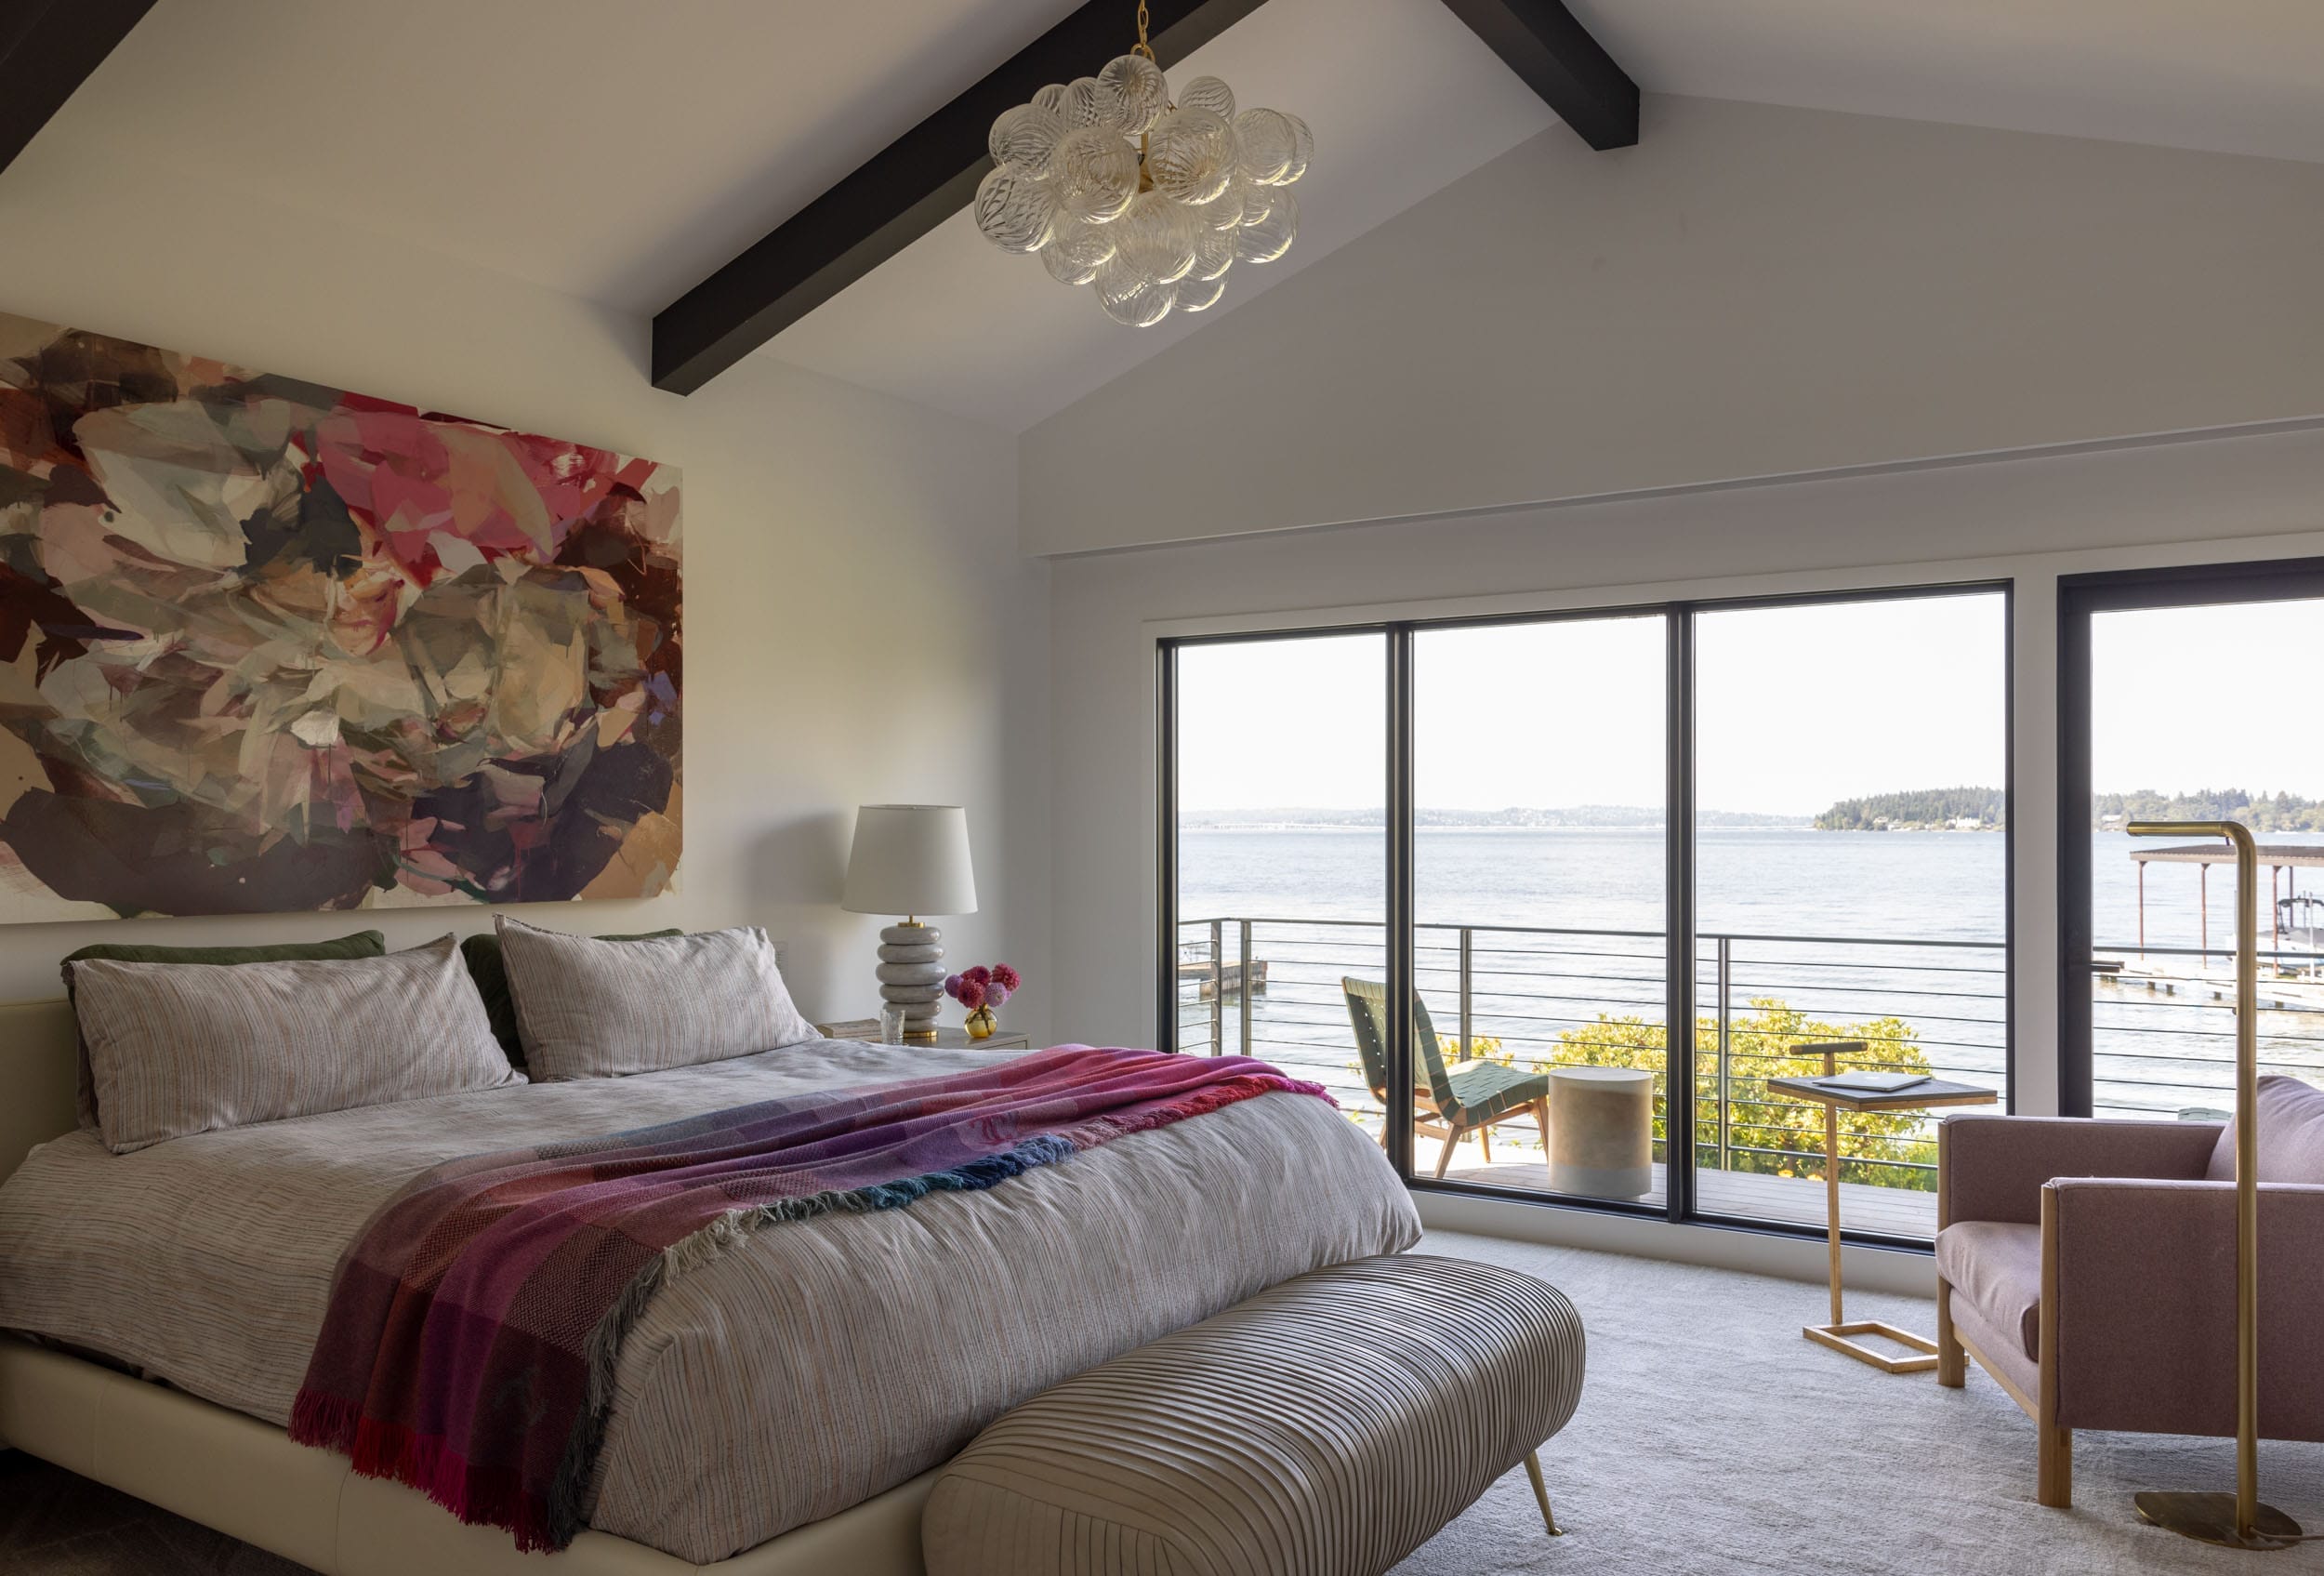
[1436,0,1637,151]
[652,0,1270,395]
[0,0,156,179]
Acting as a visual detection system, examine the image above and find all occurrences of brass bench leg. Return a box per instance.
[1523,1450,1564,1536]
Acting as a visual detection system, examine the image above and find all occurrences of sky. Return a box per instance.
[1178,593,2014,814]
[2092,602,2324,793]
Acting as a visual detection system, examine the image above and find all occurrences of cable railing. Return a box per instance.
[1173,917,2009,1222]
[2091,940,2324,1118]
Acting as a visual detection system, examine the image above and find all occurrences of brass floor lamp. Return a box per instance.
[2125,821,2303,1551]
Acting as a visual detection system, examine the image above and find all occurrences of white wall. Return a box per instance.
[0,134,1052,1037]
[1023,96,2324,554]
[1046,422,2324,1127]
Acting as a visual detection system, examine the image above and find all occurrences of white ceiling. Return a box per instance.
[1571,0,2324,166]
[31,1,2324,432]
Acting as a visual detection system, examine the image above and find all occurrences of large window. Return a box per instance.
[1171,632,1385,1127]
[1412,615,1668,1203]
[1162,584,2013,1246]
[1694,594,2009,1235]
[2062,561,2324,1119]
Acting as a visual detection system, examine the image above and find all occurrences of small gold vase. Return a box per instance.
[964,1006,997,1040]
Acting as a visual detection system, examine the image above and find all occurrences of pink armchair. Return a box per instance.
[1934,1079,2324,1510]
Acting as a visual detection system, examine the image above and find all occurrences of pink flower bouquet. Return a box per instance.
[944,962,1021,1040]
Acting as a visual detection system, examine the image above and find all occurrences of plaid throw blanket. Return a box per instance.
[289,1046,1327,1551]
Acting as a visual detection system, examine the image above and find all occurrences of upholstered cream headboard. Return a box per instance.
[1,1000,79,1181]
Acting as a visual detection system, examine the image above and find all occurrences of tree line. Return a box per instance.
[1816,787,2004,830]
[2092,788,2324,832]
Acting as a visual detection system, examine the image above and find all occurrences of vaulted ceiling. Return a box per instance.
[16,0,2324,431]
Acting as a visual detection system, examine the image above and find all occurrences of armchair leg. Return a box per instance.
[1935,1279,1964,1389]
[2037,1424,2072,1509]
[1435,1127,1461,1180]
[2035,1185,2070,1508]
[1480,1126,1492,1163]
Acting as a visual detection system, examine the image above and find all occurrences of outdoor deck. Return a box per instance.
[1438,1150,1938,1238]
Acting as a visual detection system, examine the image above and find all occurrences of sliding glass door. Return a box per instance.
[2062,561,2324,1119]
[1169,632,1386,1134]
[1693,592,2009,1236]
[1160,583,2012,1246]
[1410,615,1669,1202]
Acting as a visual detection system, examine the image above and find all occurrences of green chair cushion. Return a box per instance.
[1445,1060,1552,1124]
[461,929,682,1067]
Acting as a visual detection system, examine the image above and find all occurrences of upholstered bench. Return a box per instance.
[921,1253,1586,1576]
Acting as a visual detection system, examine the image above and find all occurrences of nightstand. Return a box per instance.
[817,1020,1031,1052]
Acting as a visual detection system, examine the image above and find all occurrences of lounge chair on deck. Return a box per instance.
[1342,976,1552,1179]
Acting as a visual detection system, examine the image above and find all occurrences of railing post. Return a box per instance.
[1715,934,1732,1173]
[1237,920,1253,1059]
[1458,927,1473,1060]
[1208,919,1223,1057]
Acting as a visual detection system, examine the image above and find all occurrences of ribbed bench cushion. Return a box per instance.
[922,1252,1585,1576]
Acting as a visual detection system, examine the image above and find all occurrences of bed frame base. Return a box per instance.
[0,1337,932,1575]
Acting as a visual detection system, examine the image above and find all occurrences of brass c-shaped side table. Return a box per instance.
[1768,1044,1997,1374]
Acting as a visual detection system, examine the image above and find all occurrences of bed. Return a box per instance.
[0,1000,1419,1574]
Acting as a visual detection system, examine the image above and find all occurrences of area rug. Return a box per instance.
[1393,1230,2324,1575]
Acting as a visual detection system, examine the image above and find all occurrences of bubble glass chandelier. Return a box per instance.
[972,0,1311,326]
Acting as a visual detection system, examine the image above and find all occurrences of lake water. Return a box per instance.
[1180,827,2324,1119]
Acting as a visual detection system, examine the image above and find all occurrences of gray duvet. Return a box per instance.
[0,1039,1419,1562]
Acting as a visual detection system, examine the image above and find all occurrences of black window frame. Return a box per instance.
[2056,555,2324,1115]
[1160,578,2014,1252]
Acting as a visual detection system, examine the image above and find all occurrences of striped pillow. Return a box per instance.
[496,918,816,1080]
[70,934,522,1155]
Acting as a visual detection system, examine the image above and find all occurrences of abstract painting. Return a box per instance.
[0,310,680,921]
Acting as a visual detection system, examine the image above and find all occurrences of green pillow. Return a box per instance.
[461,929,682,1067]
[61,931,390,1128]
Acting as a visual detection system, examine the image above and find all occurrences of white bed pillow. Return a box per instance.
[70,934,522,1155]
[495,917,817,1080]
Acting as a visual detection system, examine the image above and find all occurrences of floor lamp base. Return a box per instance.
[2135,1491,2303,1551]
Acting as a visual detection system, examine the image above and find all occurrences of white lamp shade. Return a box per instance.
[842,804,979,917]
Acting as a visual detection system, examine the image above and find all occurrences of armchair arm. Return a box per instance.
[2047,1178,2324,1438]
[1939,1114,2220,1226]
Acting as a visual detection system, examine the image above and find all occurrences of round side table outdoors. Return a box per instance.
[1545,1065,1654,1199]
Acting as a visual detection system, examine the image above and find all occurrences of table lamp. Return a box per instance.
[842,804,978,1042]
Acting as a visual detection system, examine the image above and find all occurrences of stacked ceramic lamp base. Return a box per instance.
[876,921,947,1040]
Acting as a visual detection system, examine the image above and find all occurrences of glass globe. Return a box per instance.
[1031,83,1067,114]
[972,164,1057,254]
[1195,181,1245,232]
[989,103,1066,179]
[1094,257,1174,326]
[1050,125,1139,224]
[1178,74,1235,122]
[1098,53,1169,135]
[1177,274,1227,313]
[1114,189,1200,284]
[1041,216,1116,285]
[1188,226,1236,284]
[1280,113,1314,184]
[1143,107,1236,206]
[1059,74,1126,130]
[1235,186,1296,263]
[1234,179,1276,228]
[1233,108,1296,185]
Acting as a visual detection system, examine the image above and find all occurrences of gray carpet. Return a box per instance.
[1393,1229,2324,1575]
[5,1230,2317,1574]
